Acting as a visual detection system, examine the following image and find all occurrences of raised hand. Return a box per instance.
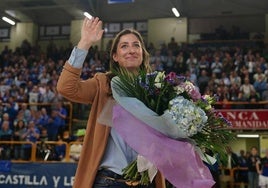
[77,17,104,50]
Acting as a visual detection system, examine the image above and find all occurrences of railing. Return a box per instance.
[220,167,248,188]
[215,100,268,108]
[0,142,251,188]
[4,100,267,135]
[0,140,80,163]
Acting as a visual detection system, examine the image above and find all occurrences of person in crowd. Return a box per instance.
[0,112,12,129]
[36,127,49,160]
[229,70,242,88]
[203,148,221,188]
[0,120,13,159]
[19,103,32,124]
[150,49,166,68]
[222,52,234,75]
[69,129,85,162]
[197,55,210,75]
[186,52,197,71]
[28,85,41,111]
[247,146,261,188]
[39,83,56,108]
[238,77,257,102]
[21,120,40,160]
[220,72,231,87]
[226,146,239,168]
[211,56,223,79]
[35,107,50,131]
[45,109,61,141]
[245,53,256,81]
[257,148,268,188]
[13,119,27,160]
[197,69,210,95]
[54,101,67,139]
[174,51,187,75]
[262,87,268,108]
[164,50,175,73]
[253,67,266,83]
[2,100,18,129]
[237,149,249,183]
[224,146,240,182]
[90,55,106,75]
[54,136,66,161]
[167,37,178,54]
[57,17,165,187]
[253,74,267,100]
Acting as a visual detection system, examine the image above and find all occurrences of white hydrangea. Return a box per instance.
[167,96,208,137]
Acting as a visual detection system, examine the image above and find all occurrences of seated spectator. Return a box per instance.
[197,70,210,95]
[211,56,223,79]
[220,72,231,87]
[90,58,106,75]
[150,49,166,67]
[28,85,41,111]
[13,119,27,160]
[253,67,266,83]
[21,120,40,160]
[222,52,234,74]
[253,74,267,99]
[229,83,240,102]
[262,88,268,108]
[36,127,50,160]
[0,120,13,160]
[0,112,13,130]
[238,77,256,101]
[186,52,197,71]
[54,136,66,161]
[69,129,85,162]
[19,103,32,124]
[229,71,242,87]
[198,55,210,75]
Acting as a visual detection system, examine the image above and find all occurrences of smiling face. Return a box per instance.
[112,33,143,71]
[109,29,150,73]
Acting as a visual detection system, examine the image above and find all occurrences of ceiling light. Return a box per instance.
[172,7,180,17]
[2,16,15,25]
[83,12,93,19]
[237,134,259,138]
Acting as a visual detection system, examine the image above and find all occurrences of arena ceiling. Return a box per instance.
[0,0,268,27]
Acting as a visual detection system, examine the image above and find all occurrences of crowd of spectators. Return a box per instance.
[149,37,268,107]
[0,35,267,161]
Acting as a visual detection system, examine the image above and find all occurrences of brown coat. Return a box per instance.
[57,63,166,188]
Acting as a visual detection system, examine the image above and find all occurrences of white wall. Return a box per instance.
[148,17,188,49]
[189,15,265,34]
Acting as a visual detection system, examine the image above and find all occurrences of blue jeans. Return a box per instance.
[248,171,258,188]
[93,169,155,188]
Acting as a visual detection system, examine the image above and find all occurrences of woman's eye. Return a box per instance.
[121,45,128,49]
[134,43,140,48]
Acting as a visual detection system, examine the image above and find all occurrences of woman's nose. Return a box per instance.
[128,46,136,53]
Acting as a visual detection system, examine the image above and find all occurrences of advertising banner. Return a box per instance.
[219,109,268,130]
[0,161,76,188]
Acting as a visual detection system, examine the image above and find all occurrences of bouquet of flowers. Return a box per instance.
[110,68,234,186]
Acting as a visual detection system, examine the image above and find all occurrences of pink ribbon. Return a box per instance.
[112,105,215,188]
